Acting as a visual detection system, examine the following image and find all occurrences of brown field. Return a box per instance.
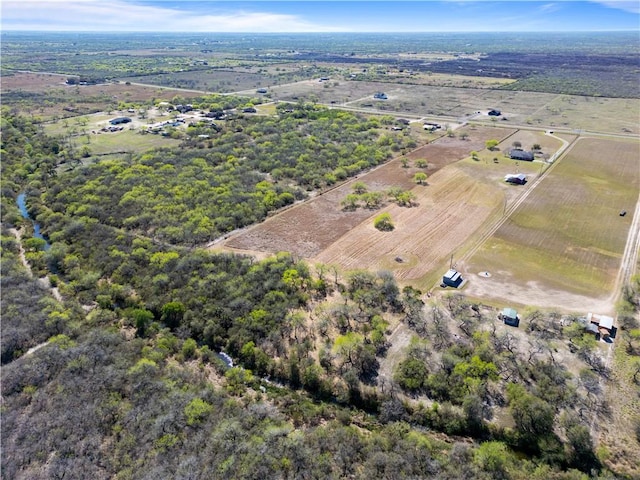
[461,136,640,312]
[1,72,194,120]
[220,125,517,276]
[312,166,500,282]
[264,78,640,134]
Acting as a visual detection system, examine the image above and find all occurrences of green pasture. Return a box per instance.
[466,136,640,297]
[81,130,181,156]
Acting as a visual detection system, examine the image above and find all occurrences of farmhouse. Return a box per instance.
[109,117,131,125]
[509,149,534,161]
[500,308,519,327]
[442,269,463,288]
[504,173,527,185]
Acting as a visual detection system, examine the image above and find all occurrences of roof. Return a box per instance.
[504,173,526,182]
[598,315,614,330]
[443,269,461,281]
[585,323,599,333]
[502,308,517,319]
[588,312,614,330]
[109,117,131,124]
[509,149,534,161]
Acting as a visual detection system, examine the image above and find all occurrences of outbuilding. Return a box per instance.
[501,308,519,327]
[587,312,614,334]
[442,269,463,288]
[109,117,131,125]
[504,173,527,185]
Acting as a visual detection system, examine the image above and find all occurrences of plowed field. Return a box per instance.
[221,125,515,272]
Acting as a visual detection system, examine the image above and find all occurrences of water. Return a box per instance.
[17,193,51,251]
[217,352,234,368]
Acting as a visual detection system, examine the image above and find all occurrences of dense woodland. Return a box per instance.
[2,74,640,479]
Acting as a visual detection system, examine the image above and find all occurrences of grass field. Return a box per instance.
[463,136,639,307]
[43,112,181,156]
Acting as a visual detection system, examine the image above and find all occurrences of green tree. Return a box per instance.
[473,441,513,480]
[374,213,394,231]
[352,181,368,194]
[415,159,428,168]
[184,398,213,425]
[485,139,499,151]
[130,308,154,337]
[394,357,428,391]
[413,172,428,185]
[161,301,186,329]
[506,383,555,444]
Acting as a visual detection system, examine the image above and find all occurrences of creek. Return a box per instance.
[17,193,51,251]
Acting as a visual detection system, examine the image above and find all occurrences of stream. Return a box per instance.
[17,193,51,250]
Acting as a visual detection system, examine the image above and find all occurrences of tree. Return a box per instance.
[532,143,541,151]
[130,308,154,337]
[374,213,394,231]
[506,383,555,444]
[161,301,186,329]
[352,181,368,194]
[341,193,361,211]
[470,151,479,161]
[473,441,513,480]
[414,159,428,168]
[485,139,499,151]
[413,172,428,185]
[512,141,522,149]
[395,357,428,391]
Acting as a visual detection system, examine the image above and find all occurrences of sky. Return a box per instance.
[2,1,639,33]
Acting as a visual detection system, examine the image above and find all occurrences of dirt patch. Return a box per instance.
[460,272,614,314]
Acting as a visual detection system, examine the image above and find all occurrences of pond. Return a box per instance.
[17,193,51,251]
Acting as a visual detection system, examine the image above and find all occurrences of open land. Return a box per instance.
[222,125,516,263]
[3,32,640,479]
[461,136,640,313]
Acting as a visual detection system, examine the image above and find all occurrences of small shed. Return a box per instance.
[442,269,463,288]
[504,173,526,185]
[509,149,534,161]
[501,308,519,327]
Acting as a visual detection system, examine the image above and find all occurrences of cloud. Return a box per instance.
[538,3,561,12]
[590,1,640,13]
[1,0,345,32]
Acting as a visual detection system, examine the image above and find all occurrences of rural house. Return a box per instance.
[442,269,463,288]
[509,149,534,161]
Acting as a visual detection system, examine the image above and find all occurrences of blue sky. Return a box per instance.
[2,1,639,32]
